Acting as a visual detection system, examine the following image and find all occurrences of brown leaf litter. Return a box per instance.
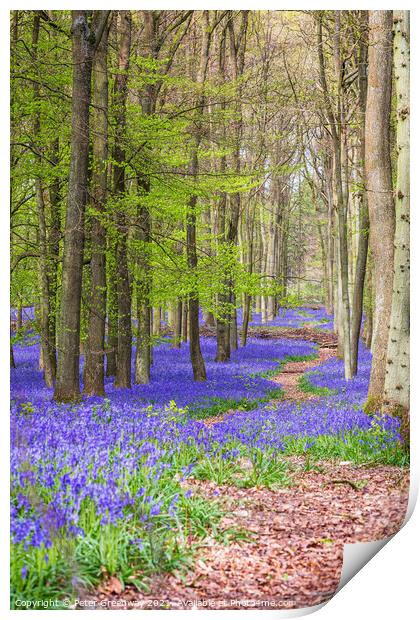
[81,462,409,610]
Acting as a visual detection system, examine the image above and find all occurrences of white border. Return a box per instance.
[1,3,418,619]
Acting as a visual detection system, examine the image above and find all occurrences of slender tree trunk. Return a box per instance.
[54,11,95,401]
[172,300,182,348]
[106,254,118,376]
[214,30,231,362]
[16,304,22,331]
[350,11,369,376]
[185,11,212,381]
[113,11,132,389]
[365,11,395,408]
[135,192,152,384]
[187,174,207,379]
[32,16,55,388]
[325,159,335,315]
[230,299,238,351]
[84,17,109,396]
[47,138,61,378]
[152,307,161,335]
[182,299,188,343]
[317,13,352,377]
[361,256,373,348]
[383,11,410,418]
[11,343,16,368]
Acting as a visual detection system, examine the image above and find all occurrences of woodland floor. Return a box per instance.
[81,334,409,610]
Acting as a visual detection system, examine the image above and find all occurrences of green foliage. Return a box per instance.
[257,353,318,379]
[297,372,336,396]
[188,387,283,420]
[283,428,409,467]
[240,449,291,489]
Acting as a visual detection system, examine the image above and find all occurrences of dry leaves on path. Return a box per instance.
[83,461,409,610]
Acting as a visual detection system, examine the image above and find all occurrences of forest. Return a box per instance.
[10,10,409,610]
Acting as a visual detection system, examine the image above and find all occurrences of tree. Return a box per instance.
[383,11,410,418]
[55,11,110,402]
[31,14,55,388]
[83,14,109,396]
[365,10,395,409]
[185,11,213,382]
[317,11,352,379]
[113,10,132,389]
[350,10,369,376]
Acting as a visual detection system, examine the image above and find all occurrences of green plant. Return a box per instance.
[240,449,291,489]
[298,373,335,396]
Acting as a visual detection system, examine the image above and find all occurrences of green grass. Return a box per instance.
[283,432,409,467]
[256,352,318,380]
[188,387,284,420]
[186,347,318,420]
[297,372,336,396]
[193,448,292,490]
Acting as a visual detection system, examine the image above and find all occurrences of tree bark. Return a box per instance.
[365,11,395,408]
[383,11,410,415]
[317,12,352,378]
[185,11,213,381]
[47,137,61,378]
[113,11,132,389]
[135,192,152,384]
[83,15,109,396]
[54,11,95,401]
[172,299,182,348]
[350,11,369,376]
[31,16,55,388]
[182,299,188,343]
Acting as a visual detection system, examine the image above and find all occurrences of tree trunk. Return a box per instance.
[214,29,231,362]
[113,11,132,389]
[54,11,95,401]
[361,256,373,348]
[32,16,55,388]
[185,11,212,381]
[241,294,251,347]
[106,255,118,376]
[152,307,161,335]
[47,137,61,378]
[350,11,369,377]
[83,16,109,396]
[365,11,395,409]
[16,304,22,331]
[135,195,152,384]
[317,13,352,378]
[230,309,238,350]
[172,300,182,348]
[383,11,410,417]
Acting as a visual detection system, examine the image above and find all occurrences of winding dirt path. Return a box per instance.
[82,330,409,611]
[86,463,409,610]
[271,347,336,401]
[204,343,336,427]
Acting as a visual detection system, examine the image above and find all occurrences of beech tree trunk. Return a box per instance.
[113,11,132,389]
[135,195,152,384]
[365,10,395,408]
[106,256,118,376]
[350,11,369,376]
[84,16,109,396]
[185,11,213,381]
[32,16,55,389]
[383,10,410,416]
[54,11,94,401]
[317,13,352,378]
[172,300,182,348]
[47,137,61,378]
